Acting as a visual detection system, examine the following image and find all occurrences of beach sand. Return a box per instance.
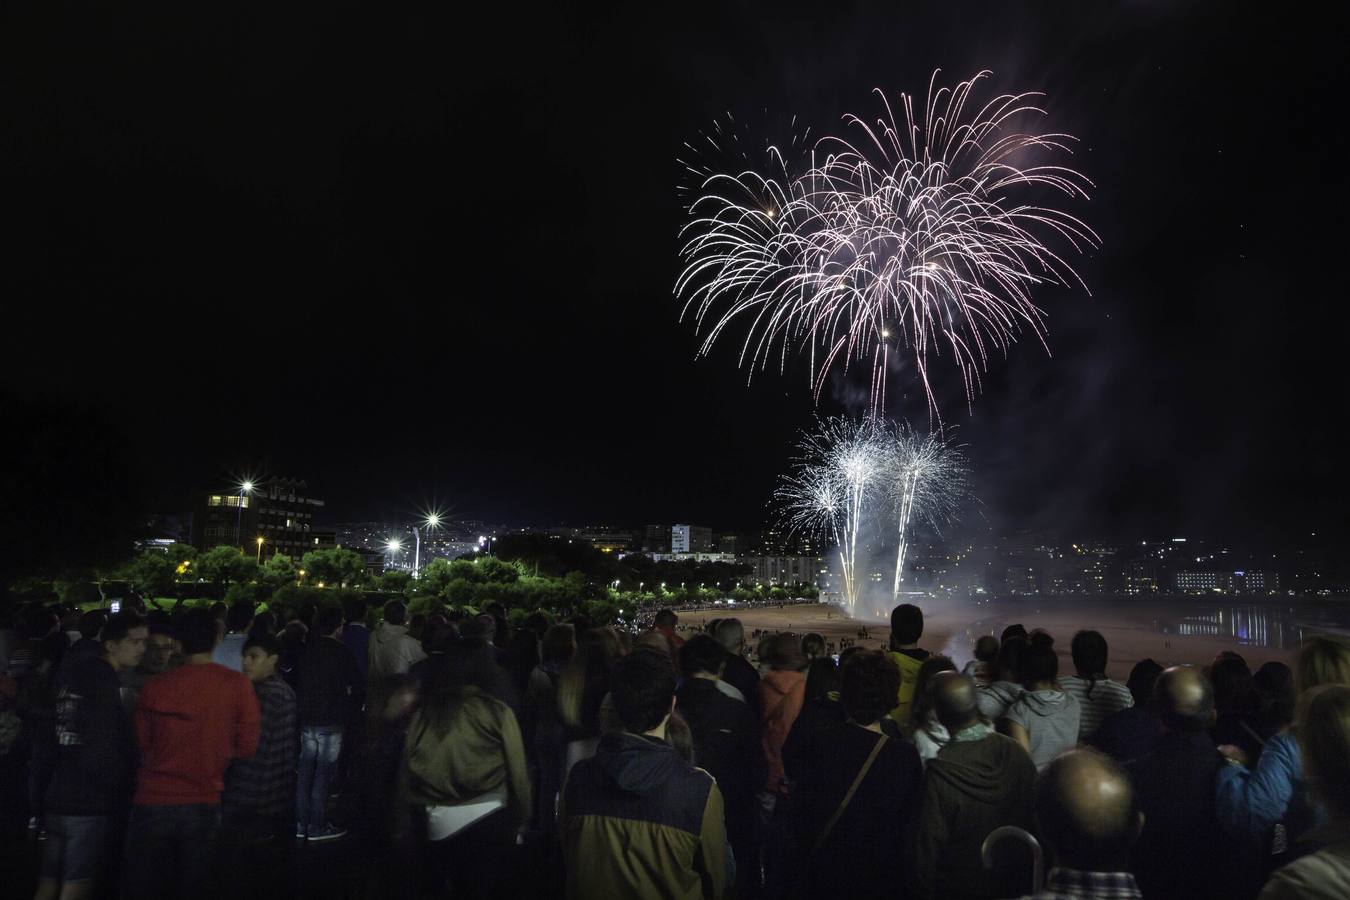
[679,598,1299,679]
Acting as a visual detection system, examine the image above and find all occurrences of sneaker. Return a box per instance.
[295,825,307,840]
[306,824,347,843]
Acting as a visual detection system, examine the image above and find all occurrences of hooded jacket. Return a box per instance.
[368,622,427,683]
[561,731,728,900]
[757,668,806,793]
[976,680,1024,721]
[1005,689,1081,771]
[912,731,1036,900]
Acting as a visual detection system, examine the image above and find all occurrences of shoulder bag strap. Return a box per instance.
[809,733,888,856]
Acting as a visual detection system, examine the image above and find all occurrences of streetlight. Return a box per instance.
[255,536,265,563]
[413,513,442,579]
[386,538,402,571]
[233,480,254,547]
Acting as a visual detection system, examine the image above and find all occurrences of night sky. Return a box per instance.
[3,1,1348,542]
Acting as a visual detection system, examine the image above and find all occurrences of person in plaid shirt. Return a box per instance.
[1019,749,1143,900]
[219,632,299,889]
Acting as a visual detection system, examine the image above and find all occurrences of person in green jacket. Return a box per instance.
[561,649,729,900]
[402,646,531,899]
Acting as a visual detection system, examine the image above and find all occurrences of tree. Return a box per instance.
[475,557,522,584]
[417,558,458,596]
[196,546,257,589]
[259,553,299,590]
[300,548,368,588]
[379,570,412,593]
[165,543,198,565]
[122,551,179,598]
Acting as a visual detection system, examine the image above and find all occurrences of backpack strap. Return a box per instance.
[809,733,888,856]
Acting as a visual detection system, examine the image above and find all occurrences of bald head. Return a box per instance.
[931,671,981,732]
[1153,666,1215,732]
[1036,749,1141,870]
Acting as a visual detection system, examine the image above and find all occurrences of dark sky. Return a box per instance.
[3,1,1347,542]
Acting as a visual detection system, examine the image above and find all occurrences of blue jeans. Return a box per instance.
[297,726,343,833]
[122,804,219,900]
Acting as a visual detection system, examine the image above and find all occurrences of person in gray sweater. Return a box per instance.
[1005,639,1081,771]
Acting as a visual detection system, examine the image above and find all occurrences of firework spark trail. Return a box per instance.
[775,417,886,617]
[677,71,1098,421]
[776,417,971,617]
[883,424,971,603]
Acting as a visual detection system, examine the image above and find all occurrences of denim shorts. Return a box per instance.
[41,814,111,883]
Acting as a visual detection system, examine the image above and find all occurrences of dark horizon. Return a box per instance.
[4,1,1349,552]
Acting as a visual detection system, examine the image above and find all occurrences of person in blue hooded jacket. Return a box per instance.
[1215,636,1350,865]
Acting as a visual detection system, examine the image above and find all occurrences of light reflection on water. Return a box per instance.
[952,596,1350,654]
[1163,604,1350,650]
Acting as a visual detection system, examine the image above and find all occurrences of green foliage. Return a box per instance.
[407,594,447,618]
[259,553,299,589]
[195,546,257,588]
[397,555,604,613]
[769,586,789,602]
[300,548,368,588]
[122,551,179,597]
[224,582,258,607]
[475,557,522,584]
[378,570,412,593]
[56,580,101,607]
[417,558,458,595]
[269,584,323,620]
[446,579,476,605]
[165,543,198,565]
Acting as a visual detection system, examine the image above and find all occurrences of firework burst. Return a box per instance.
[776,417,972,616]
[677,70,1098,420]
[883,424,971,602]
[775,417,886,614]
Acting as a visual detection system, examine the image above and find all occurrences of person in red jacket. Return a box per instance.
[123,607,260,900]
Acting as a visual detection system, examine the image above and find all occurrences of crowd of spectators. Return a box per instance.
[1,595,1348,899]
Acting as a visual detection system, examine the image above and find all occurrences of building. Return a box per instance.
[1174,569,1280,594]
[671,524,713,554]
[1006,566,1040,594]
[192,477,326,560]
[713,532,742,556]
[740,555,825,587]
[349,546,387,578]
[646,552,738,564]
[1127,560,1160,594]
[643,525,672,554]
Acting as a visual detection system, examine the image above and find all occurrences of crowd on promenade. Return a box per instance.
[1,595,1348,900]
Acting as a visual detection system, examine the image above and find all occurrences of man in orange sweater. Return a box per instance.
[123,607,260,899]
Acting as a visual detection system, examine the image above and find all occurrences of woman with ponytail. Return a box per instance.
[1060,630,1133,742]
